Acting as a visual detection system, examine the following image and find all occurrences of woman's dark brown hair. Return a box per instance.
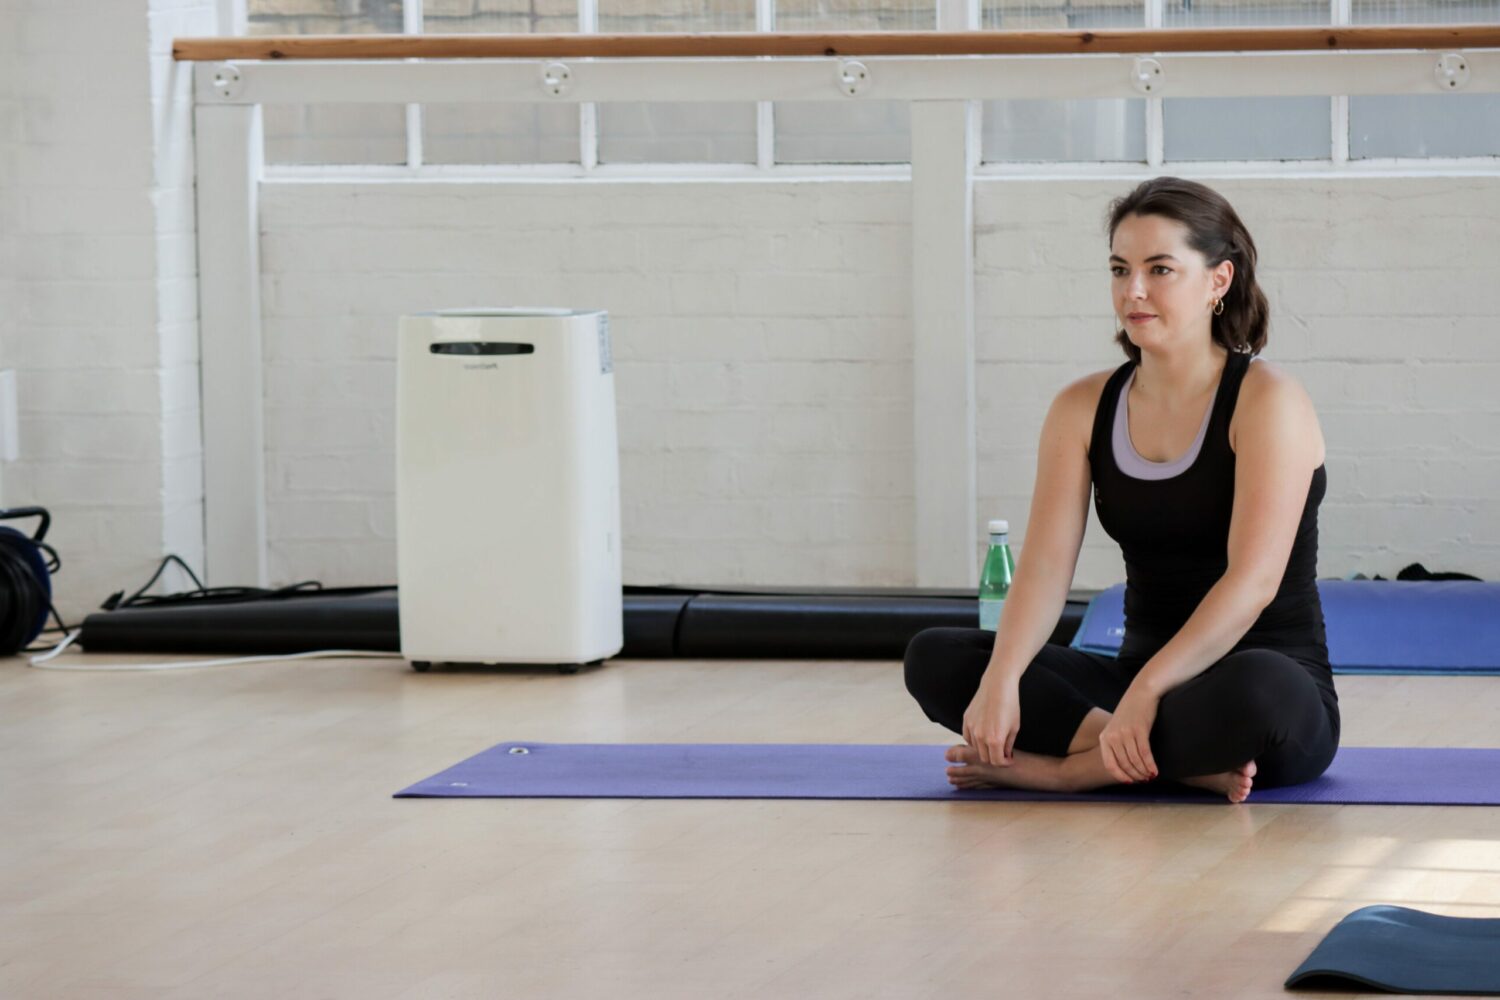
[1106,177,1269,363]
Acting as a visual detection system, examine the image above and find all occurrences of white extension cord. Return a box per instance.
[27,630,403,672]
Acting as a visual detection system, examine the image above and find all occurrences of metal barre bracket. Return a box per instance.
[541,61,572,97]
[211,63,242,100]
[837,59,870,97]
[1131,57,1163,95]
[1435,52,1470,90]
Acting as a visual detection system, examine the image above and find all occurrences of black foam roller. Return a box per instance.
[77,585,1085,660]
[78,589,401,655]
[676,593,1085,659]
[621,594,690,658]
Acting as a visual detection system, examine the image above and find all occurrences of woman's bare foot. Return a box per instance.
[1178,760,1257,803]
[944,743,1068,793]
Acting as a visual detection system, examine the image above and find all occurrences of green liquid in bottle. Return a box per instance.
[979,519,1015,632]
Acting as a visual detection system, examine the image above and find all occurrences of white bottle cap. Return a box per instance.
[988,519,1009,534]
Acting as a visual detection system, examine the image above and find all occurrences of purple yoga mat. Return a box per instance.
[395,744,1500,805]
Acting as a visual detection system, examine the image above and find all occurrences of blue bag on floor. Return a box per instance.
[1069,580,1500,674]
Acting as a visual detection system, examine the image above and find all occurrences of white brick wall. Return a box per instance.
[3,2,160,624]
[259,180,916,588]
[259,175,1500,592]
[0,0,212,625]
[975,177,1500,586]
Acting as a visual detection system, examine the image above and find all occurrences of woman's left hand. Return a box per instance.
[1099,685,1160,784]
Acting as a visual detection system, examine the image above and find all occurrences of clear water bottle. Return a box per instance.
[979,519,1015,631]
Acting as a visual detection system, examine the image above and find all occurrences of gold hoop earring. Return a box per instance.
[1212,297,1225,316]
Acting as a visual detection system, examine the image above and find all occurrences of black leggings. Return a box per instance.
[903,628,1341,788]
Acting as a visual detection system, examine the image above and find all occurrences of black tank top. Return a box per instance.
[1087,351,1332,676]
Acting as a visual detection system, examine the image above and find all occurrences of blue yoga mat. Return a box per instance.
[395,743,1500,804]
[1071,580,1500,674]
[1287,905,1500,994]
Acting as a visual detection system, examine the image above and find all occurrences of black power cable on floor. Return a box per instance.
[0,507,70,656]
[100,553,326,612]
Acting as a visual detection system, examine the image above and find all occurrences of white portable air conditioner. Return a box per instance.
[396,308,623,670]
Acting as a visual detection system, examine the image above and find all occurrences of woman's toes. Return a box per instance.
[942,743,978,767]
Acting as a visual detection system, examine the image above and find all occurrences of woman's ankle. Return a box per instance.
[1066,707,1113,756]
[1058,746,1121,793]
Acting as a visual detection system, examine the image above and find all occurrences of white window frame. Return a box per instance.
[235,0,1500,171]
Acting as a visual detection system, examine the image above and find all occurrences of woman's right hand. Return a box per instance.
[962,674,1021,766]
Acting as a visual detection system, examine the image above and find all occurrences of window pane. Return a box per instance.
[598,103,757,163]
[774,0,933,30]
[771,0,928,163]
[1350,94,1500,158]
[596,0,756,163]
[424,104,581,164]
[249,1,407,165]
[598,0,752,32]
[1163,0,1329,23]
[981,0,1145,163]
[1350,0,1500,158]
[983,100,1147,162]
[263,104,408,165]
[1162,0,1332,162]
[1351,0,1499,21]
[1163,96,1329,161]
[775,102,911,163]
[982,1,1143,34]
[425,1,576,34]
[248,0,403,33]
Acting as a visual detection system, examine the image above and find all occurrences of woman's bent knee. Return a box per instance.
[903,627,953,697]
[902,628,990,734]
[1191,650,1308,708]
[904,627,984,684]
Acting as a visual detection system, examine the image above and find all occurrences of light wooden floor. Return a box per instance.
[3,651,1498,999]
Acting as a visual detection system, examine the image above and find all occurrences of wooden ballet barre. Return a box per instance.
[173,25,1500,61]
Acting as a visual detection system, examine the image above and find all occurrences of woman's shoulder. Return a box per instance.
[1239,355,1316,413]
[1052,366,1123,420]
[1046,366,1125,449]
[1232,355,1325,459]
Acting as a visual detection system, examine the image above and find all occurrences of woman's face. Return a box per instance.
[1109,212,1232,357]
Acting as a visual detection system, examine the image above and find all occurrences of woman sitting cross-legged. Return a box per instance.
[903,176,1339,804]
